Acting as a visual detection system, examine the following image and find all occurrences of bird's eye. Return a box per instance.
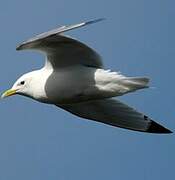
[20,81,25,85]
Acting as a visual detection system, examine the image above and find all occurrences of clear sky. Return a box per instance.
[0,0,174,179]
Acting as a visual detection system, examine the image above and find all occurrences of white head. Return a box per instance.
[1,70,47,101]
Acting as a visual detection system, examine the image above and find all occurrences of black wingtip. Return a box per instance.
[148,120,173,134]
[85,18,106,25]
[16,45,21,51]
[16,42,26,51]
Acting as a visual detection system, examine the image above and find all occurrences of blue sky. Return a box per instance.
[0,0,175,179]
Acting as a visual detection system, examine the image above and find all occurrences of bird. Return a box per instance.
[1,18,172,134]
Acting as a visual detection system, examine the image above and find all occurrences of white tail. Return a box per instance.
[119,77,150,93]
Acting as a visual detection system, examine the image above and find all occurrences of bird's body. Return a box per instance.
[27,65,148,104]
[2,19,172,134]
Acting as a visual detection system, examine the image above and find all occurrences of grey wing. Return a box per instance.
[59,99,172,134]
[16,19,104,68]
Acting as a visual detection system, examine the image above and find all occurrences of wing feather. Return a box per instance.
[59,98,172,133]
[16,19,105,68]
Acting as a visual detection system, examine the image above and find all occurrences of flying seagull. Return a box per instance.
[2,19,172,134]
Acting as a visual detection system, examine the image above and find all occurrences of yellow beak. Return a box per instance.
[1,89,17,98]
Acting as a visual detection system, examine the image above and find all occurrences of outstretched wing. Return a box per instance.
[16,19,104,69]
[59,98,172,134]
